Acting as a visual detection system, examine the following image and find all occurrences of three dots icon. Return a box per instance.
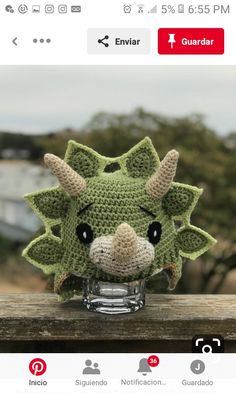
[33,38,51,44]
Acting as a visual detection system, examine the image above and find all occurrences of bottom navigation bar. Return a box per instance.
[0,354,235,392]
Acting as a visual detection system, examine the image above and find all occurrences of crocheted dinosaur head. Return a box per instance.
[23,137,216,300]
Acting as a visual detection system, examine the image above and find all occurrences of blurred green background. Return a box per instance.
[0,108,236,295]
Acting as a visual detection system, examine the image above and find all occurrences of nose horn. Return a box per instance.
[112,223,138,262]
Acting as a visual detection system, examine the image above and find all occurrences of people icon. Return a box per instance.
[83,359,101,375]
[92,363,100,374]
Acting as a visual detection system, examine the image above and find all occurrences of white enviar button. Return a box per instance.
[87,29,150,54]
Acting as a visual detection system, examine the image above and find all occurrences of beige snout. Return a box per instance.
[89,222,155,278]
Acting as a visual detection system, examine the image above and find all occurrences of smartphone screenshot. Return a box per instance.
[0,0,235,391]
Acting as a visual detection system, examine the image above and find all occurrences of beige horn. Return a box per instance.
[112,223,138,262]
[44,153,86,196]
[145,149,179,199]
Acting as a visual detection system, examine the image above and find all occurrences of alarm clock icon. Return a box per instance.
[123,4,132,13]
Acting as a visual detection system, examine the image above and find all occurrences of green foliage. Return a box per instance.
[0,236,19,262]
[0,132,43,159]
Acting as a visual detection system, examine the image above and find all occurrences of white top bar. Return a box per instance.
[0,0,234,64]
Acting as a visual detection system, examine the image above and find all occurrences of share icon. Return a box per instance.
[98,35,109,47]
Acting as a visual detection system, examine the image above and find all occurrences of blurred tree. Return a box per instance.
[0,132,43,159]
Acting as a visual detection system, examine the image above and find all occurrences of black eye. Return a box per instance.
[76,223,93,244]
[147,221,162,244]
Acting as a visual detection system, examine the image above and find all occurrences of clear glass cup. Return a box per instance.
[82,278,146,314]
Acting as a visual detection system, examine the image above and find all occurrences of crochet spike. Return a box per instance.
[112,223,138,262]
[44,153,86,196]
[145,149,179,199]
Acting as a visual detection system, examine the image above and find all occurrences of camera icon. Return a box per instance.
[18,4,28,14]
[45,4,54,14]
[123,4,132,13]
[192,335,224,353]
[58,4,67,13]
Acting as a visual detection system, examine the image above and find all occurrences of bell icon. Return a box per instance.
[137,358,152,376]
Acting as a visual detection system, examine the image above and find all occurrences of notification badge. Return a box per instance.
[147,355,160,367]
[29,358,47,376]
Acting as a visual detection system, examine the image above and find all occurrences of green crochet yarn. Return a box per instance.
[23,137,216,300]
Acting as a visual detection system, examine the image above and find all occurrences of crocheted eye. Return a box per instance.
[76,223,93,244]
[147,221,162,245]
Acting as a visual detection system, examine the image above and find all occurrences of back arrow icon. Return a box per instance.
[12,37,18,46]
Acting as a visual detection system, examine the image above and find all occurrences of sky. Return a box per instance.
[0,66,235,135]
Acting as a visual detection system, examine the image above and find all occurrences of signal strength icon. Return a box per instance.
[148,5,157,13]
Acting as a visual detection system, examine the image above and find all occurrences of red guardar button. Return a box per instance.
[158,28,224,55]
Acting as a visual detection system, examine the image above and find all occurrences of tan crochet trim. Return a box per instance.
[145,149,179,199]
[112,223,138,261]
[163,262,182,290]
[89,234,154,277]
[44,153,86,196]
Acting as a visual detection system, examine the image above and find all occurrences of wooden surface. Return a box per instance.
[0,293,235,343]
